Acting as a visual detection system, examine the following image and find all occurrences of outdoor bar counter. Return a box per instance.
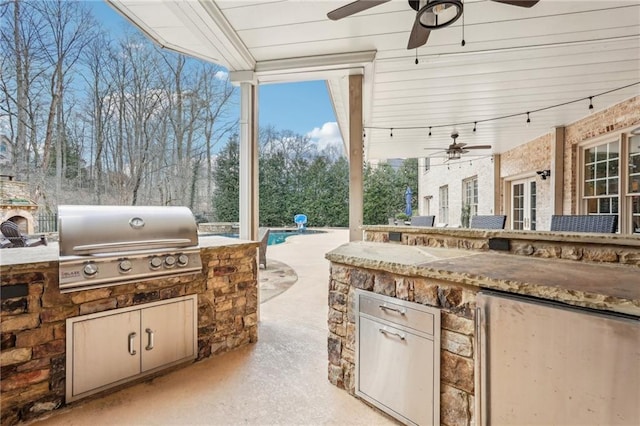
[326,226,640,426]
[0,236,259,425]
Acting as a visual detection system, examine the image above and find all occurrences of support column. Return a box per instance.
[493,154,501,215]
[348,74,364,242]
[238,80,259,241]
[552,126,565,215]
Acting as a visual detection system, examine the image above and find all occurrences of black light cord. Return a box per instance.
[364,81,640,132]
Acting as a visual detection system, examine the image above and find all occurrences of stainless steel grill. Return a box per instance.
[58,205,202,293]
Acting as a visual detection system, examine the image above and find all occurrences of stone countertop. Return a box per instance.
[364,225,640,247]
[326,242,640,317]
[0,237,258,268]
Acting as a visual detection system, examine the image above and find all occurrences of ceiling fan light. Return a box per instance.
[447,151,461,160]
[417,0,463,29]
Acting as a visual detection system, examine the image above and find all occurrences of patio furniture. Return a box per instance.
[258,227,270,268]
[0,220,47,248]
[410,215,436,227]
[550,215,617,233]
[469,215,507,230]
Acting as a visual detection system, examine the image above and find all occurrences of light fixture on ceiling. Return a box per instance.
[473,122,477,132]
[588,96,594,110]
[429,127,432,136]
[447,150,461,161]
[526,112,531,126]
[415,0,464,30]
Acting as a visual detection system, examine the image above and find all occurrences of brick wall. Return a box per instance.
[327,264,477,426]
[418,156,495,226]
[500,95,640,224]
[0,243,258,425]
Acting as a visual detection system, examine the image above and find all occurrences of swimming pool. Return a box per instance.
[203,229,324,246]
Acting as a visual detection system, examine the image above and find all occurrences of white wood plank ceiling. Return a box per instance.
[108,0,640,161]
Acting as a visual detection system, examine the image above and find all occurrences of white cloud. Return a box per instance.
[214,70,228,81]
[307,122,343,151]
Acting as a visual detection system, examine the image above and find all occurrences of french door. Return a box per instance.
[512,178,537,230]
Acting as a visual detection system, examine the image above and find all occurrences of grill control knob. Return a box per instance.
[164,255,176,268]
[177,254,189,267]
[119,259,132,273]
[149,256,163,269]
[83,263,98,277]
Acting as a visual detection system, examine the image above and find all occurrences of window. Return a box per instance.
[439,185,448,224]
[583,141,619,216]
[422,157,430,174]
[629,135,640,234]
[462,176,478,217]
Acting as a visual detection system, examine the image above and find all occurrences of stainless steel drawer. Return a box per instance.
[359,293,435,335]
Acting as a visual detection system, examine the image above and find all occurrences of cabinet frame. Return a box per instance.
[65,294,198,402]
[355,289,440,426]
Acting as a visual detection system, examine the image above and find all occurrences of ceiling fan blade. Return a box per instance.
[490,0,539,8]
[327,0,390,20]
[465,145,493,150]
[455,142,467,149]
[407,14,431,49]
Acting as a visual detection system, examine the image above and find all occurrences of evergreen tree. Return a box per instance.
[211,134,239,222]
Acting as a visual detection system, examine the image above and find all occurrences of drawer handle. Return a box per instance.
[379,328,406,340]
[145,328,155,351]
[379,304,406,315]
[128,332,137,356]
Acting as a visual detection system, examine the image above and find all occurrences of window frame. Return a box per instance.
[439,185,449,224]
[462,175,478,218]
[578,126,640,234]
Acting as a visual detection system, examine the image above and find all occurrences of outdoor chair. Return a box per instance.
[410,215,436,227]
[469,215,507,230]
[0,221,47,248]
[550,215,617,233]
[258,227,270,268]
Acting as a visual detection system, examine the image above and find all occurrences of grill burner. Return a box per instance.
[58,205,202,293]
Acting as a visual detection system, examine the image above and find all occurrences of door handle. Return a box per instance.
[128,332,137,356]
[145,328,154,351]
[379,328,406,340]
[379,304,406,315]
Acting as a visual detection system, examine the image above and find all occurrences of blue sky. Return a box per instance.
[90,1,342,151]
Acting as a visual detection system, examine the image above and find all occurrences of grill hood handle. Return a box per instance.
[72,239,194,255]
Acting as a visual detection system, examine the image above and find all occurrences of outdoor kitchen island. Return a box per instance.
[0,235,259,426]
[326,226,640,426]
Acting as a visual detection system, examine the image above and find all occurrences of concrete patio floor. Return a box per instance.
[31,228,397,426]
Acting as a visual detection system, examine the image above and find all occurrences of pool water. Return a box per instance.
[205,229,324,246]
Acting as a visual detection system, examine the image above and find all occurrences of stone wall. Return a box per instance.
[363,227,640,267]
[0,243,258,425]
[327,263,477,426]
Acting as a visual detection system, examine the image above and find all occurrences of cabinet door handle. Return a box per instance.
[378,304,406,315]
[379,328,406,340]
[128,332,137,356]
[145,328,154,351]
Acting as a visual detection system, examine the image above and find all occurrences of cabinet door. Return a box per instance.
[141,298,196,372]
[71,310,141,396]
[358,316,436,425]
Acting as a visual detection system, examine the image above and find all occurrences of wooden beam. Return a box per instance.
[349,74,363,242]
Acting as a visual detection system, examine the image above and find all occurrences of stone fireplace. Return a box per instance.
[0,176,38,234]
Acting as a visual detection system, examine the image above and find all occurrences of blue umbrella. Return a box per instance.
[405,187,412,217]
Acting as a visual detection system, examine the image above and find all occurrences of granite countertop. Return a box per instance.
[0,237,259,268]
[326,241,640,317]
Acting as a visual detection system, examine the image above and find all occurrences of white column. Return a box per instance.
[349,74,364,242]
[238,80,259,241]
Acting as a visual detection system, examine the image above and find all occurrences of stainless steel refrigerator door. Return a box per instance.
[477,292,640,426]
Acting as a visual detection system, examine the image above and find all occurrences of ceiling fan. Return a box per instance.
[424,131,492,160]
[327,0,540,49]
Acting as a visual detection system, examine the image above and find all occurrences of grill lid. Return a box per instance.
[58,205,199,256]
